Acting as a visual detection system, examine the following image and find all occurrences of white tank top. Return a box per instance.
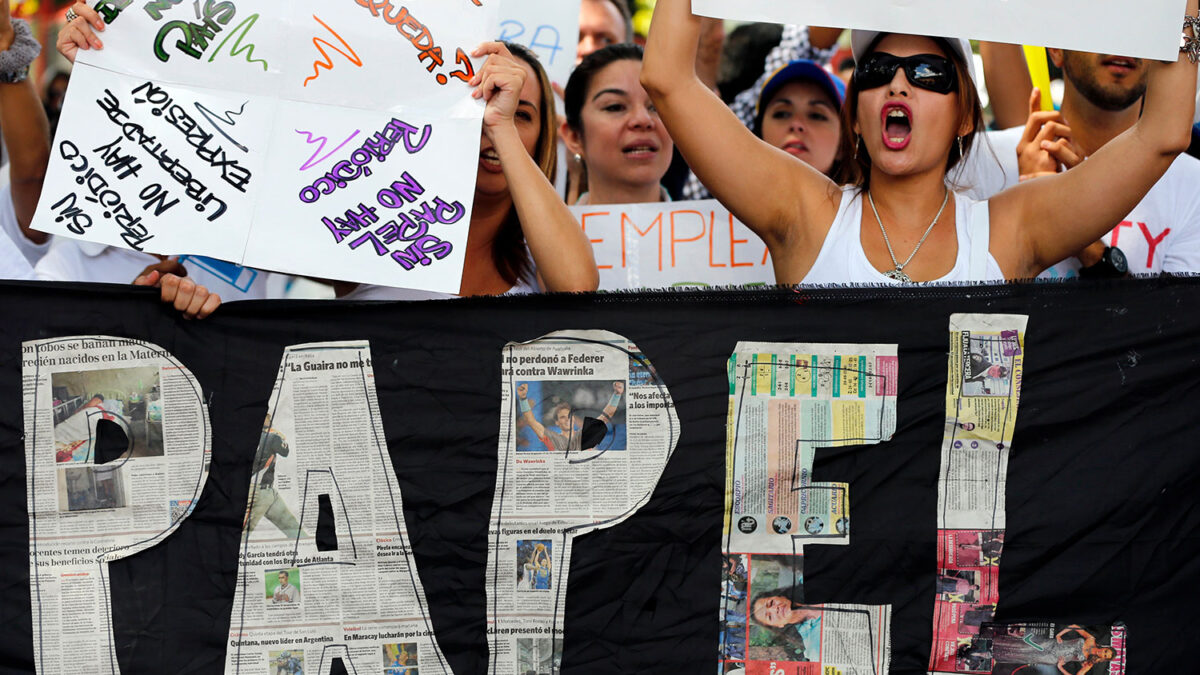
[802,186,1005,285]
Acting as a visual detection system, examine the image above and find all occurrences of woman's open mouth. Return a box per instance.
[479,148,502,172]
[881,102,912,150]
[622,142,660,160]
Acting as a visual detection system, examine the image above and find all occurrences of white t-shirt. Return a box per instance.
[801,186,1005,285]
[34,238,272,300]
[956,126,1200,277]
[0,163,51,270]
[0,223,34,280]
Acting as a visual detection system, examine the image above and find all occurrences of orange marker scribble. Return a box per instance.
[304,15,363,87]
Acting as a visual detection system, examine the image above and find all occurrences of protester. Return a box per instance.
[753,59,846,177]
[643,0,1198,285]
[562,44,674,205]
[682,25,842,200]
[959,51,1200,277]
[577,0,633,65]
[0,0,51,279]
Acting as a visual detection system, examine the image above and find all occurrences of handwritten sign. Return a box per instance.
[691,0,1188,62]
[497,0,580,87]
[33,0,500,295]
[569,200,775,290]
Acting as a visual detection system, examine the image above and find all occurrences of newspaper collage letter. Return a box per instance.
[690,0,1187,61]
[488,330,679,674]
[927,315,1025,674]
[926,316,1128,675]
[226,341,448,675]
[23,336,212,674]
[569,200,775,290]
[722,342,897,675]
[33,0,499,294]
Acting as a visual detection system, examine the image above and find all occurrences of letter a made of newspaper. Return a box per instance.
[225,342,450,675]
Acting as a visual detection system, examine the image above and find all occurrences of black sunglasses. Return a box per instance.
[855,52,958,94]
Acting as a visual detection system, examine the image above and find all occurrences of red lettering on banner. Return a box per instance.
[670,210,706,267]
[623,211,664,272]
[730,217,752,268]
[579,211,613,270]
[708,212,727,268]
[1138,222,1170,268]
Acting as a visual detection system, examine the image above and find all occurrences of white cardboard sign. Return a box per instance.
[497,0,581,88]
[33,0,500,295]
[569,199,776,290]
[692,0,1188,62]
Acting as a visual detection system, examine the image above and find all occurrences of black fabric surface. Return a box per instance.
[0,278,1196,674]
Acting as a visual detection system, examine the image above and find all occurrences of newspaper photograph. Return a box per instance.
[956,622,1127,675]
[488,330,680,674]
[22,336,212,674]
[929,315,1028,674]
[225,342,450,675]
[719,552,891,675]
[722,342,898,675]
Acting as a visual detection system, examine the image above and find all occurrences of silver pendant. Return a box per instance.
[884,268,912,283]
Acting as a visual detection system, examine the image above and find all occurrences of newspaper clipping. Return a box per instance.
[722,342,898,675]
[929,315,1028,674]
[487,330,680,674]
[225,342,449,675]
[23,336,212,674]
[957,622,1127,675]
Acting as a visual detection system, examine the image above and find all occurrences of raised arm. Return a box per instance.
[471,42,598,293]
[0,5,49,246]
[990,2,1198,278]
[641,0,840,254]
[598,380,624,422]
[979,41,1035,130]
[516,383,548,439]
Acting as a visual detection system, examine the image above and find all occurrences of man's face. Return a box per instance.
[278,572,288,586]
[555,408,574,430]
[578,0,626,64]
[1058,50,1148,112]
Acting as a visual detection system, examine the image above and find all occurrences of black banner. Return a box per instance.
[0,279,1197,674]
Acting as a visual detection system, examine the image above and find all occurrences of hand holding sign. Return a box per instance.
[471,42,533,138]
[56,1,104,61]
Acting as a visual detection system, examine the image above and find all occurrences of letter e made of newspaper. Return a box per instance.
[722,342,899,674]
[226,342,450,675]
[490,330,680,674]
[23,336,212,674]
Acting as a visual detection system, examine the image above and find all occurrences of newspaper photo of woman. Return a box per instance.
[985,624,1119,675]
[747,585,821,663]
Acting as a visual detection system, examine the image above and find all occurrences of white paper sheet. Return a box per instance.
[692,0,1188,62]
[33,0,501,294]
[570,199,775,290]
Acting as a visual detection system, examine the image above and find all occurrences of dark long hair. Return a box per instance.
[837,34,984,189]
[564,43,645,135]
[493,42,557,286]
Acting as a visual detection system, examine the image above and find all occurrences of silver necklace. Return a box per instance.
[867,187,950,283]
